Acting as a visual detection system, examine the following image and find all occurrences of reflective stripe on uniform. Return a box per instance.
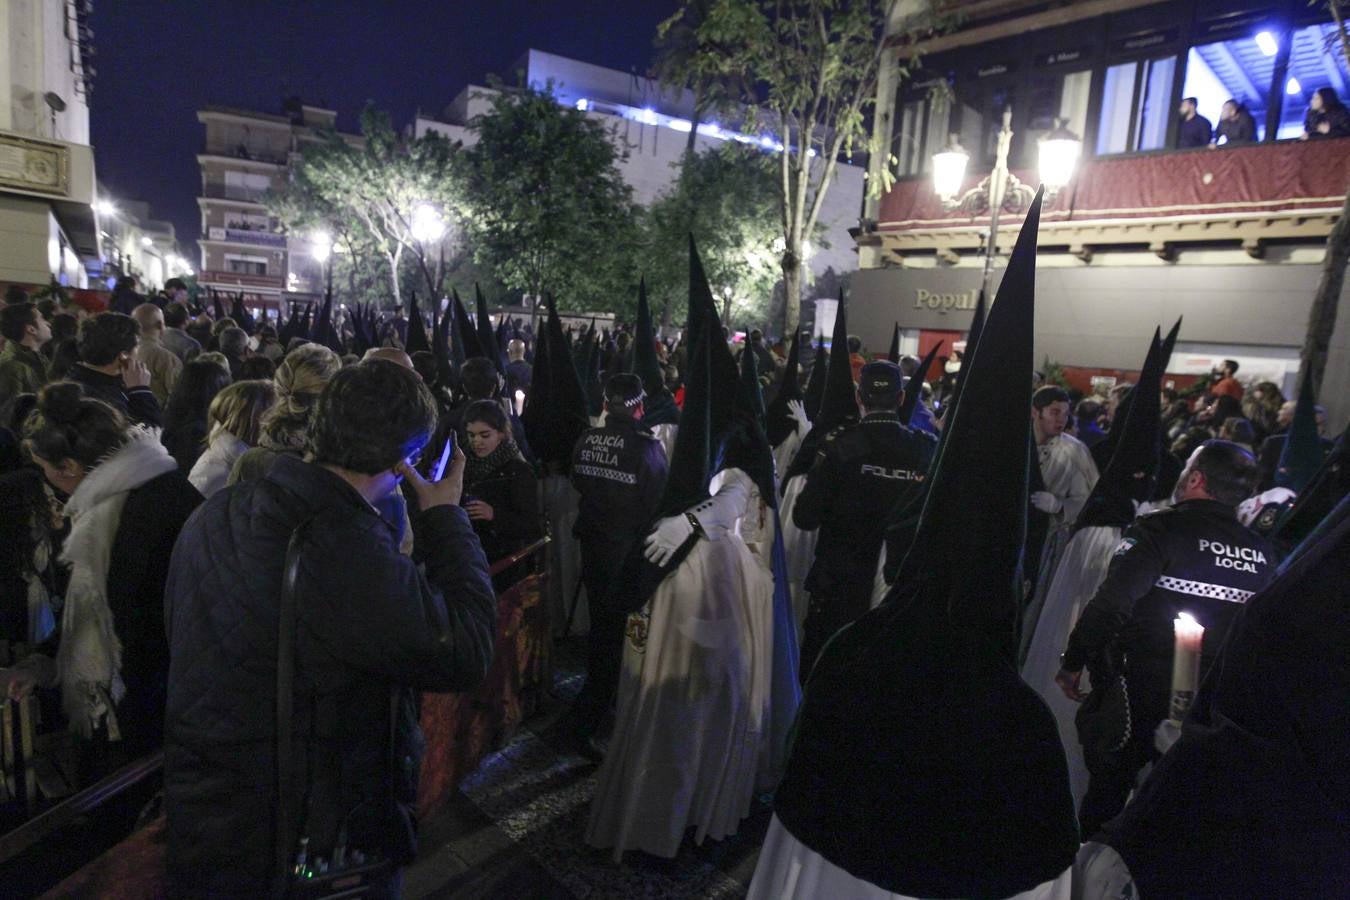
[1154,575,1254,604]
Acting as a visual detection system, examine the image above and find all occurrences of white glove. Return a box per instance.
[643,513,695,566]
[1154,718,1181,755]
[1030,491,1064,515]
[786,399,812,440]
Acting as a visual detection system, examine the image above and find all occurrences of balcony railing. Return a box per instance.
[871,138,1350,259]
[201,185,270,204]
[200,143,288,166]
[198,269,285,292]
[205,226,286,248]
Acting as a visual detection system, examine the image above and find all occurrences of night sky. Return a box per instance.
[89,0,678,249]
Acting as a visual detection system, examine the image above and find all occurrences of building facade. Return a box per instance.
[858,0,1350,430]
[195,100,357,311]
[0,0,98,289]
[414,49,867,302]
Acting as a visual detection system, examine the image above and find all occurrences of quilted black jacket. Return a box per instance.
[162,454,496,895]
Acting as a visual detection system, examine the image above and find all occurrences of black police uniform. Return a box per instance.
[794,412,935,679]
[568,414,668,733]
[1062,498,1276,833]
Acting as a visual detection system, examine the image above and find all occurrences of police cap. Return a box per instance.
[859,360,904,405]
[604,373,646,409]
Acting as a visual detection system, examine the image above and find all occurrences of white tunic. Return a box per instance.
[1037,433,1098,526]
[585,468,776,860]
[778,473,818,632]
[748,814,1073,900]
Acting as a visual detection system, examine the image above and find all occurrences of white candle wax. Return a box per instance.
[1169,612,1205,722]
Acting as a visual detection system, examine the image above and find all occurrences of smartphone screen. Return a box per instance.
[431,431,455,481]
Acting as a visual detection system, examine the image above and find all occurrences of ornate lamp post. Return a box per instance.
[932,106,1080,295]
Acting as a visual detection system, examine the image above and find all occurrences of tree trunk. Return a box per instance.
[1300,185,1350,391]
[782,254,802,340]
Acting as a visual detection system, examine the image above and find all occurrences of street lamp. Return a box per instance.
[311,230,333,296]
[1038,118,1082,195]
[140,235,154,248]
[95,198,117,217]
[931,106,1067,295]
[410,203,445,244]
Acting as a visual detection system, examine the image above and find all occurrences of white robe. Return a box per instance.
[778,473,818,632]
[585,468,775,860]
[542,474,586,635]
[651,422,679,467]
[1037,433,1098,526]
[1021,524,1123,808]
[747,814,1073,900]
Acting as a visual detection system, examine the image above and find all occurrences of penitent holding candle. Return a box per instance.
[1169,612,1205,722]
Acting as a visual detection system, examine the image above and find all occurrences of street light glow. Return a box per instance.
[410,203,445,243]
[1255,31,1278,57]
[311,230,333,263]
[1038,119,1082,192]
[932,135,970,199]
[140,235,154,248]
[96,199,117,217]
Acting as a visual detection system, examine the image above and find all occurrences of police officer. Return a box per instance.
[1057,439,1275,834]
[569,373,669,740]
[794,360,936,679]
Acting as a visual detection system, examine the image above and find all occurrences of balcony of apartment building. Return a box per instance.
[868,2,1350,264]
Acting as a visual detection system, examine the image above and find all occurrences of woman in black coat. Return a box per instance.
[161,358,231,472]
[461,399,541,566]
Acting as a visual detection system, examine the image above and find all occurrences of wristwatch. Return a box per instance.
[685,511,705,538]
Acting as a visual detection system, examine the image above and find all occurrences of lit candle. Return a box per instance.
[1169,612,1205,723]
[514,389,525,416]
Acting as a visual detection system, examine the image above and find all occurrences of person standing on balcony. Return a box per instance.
[1176,97,1212,149]
[1210,99,1256,147]
[1301,87,1350,140]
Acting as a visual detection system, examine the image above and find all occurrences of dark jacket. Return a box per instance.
[463,456,541,563]
[1306,104,1350,139]
[569,415,668,548]
[0,342,48,404]
[1063,499,1276,717]
[795,413,934,602]
[1177,113,1213,149]
[1214,111,1256,145]
[65,364,162,427]
[108,469,203,755]
[163,455,496,895]
[161,418,209,473]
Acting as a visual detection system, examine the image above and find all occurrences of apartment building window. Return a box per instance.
[1096,56,1178,154]
[224,212,271,231]
[224,253,268,275]
[894,79,954,176]
[223,171,271,203]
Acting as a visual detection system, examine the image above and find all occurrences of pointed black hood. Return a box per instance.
[775,189,1079,898]
[782,292,856,486]
[430,296,456,391]
[1274,366,1322,492]
[898,340,941,426]
[404,293,430,355]
[887,322,901,364]
[474,283,504,371]
[229,293,256,336]
[1076,328,1164,529]
[802,333,828,421]
[765,331,804,447]
[520,295,590,472]
[299,302,314,341]
[447,290,467,369]
[453,290,485,360]
[1269,422,1348,551]
[609,238,737,614]
[721,329,775,504]
[211,290,227,322]
[583,330,605,418]
[629,277,680,427]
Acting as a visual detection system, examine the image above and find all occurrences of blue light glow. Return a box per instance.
[1286,76,1302,95]
[1254,31,1278,57]
[575,98,589,111]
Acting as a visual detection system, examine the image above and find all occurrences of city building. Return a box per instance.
[0,0,98,289]
[195,99,359,312]
[855,0,1350,429]
[413,49,867,308]
[93,192,189,291]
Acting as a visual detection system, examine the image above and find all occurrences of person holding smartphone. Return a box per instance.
[63,311,162,427]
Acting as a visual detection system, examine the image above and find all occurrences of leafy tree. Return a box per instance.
[268,106,463,309]
[645,144,808,330]
[654,0,939,336]
[458,82,639,321]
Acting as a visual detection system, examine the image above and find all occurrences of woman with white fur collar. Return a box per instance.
[6,382,200,775]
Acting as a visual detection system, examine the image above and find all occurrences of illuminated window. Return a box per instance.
[1096,56,1177,154]
[1277,22,1350,139]
[1183,35,1274,143]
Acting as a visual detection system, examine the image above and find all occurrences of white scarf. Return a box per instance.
[57,427,177,738]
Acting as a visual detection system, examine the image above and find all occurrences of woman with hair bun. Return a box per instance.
[6,382,201,775]
[229,343,341,484]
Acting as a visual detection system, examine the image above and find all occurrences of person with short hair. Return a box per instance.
[217,326,250,381]
[504,338,532,398]
[164,360,496,897]
[132,303,183,405]
[1058,439,1276,834]
[794,360,935,676]
[160,302,201,362]
[66,312,162,427]
[1210,98,1256,147]
[108,275,142,315]
[187,379,277,498]
[1176,96,1213,149]
[1032,385,1098,526]
[1209,359,1243,402]
[0,302,52,405]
